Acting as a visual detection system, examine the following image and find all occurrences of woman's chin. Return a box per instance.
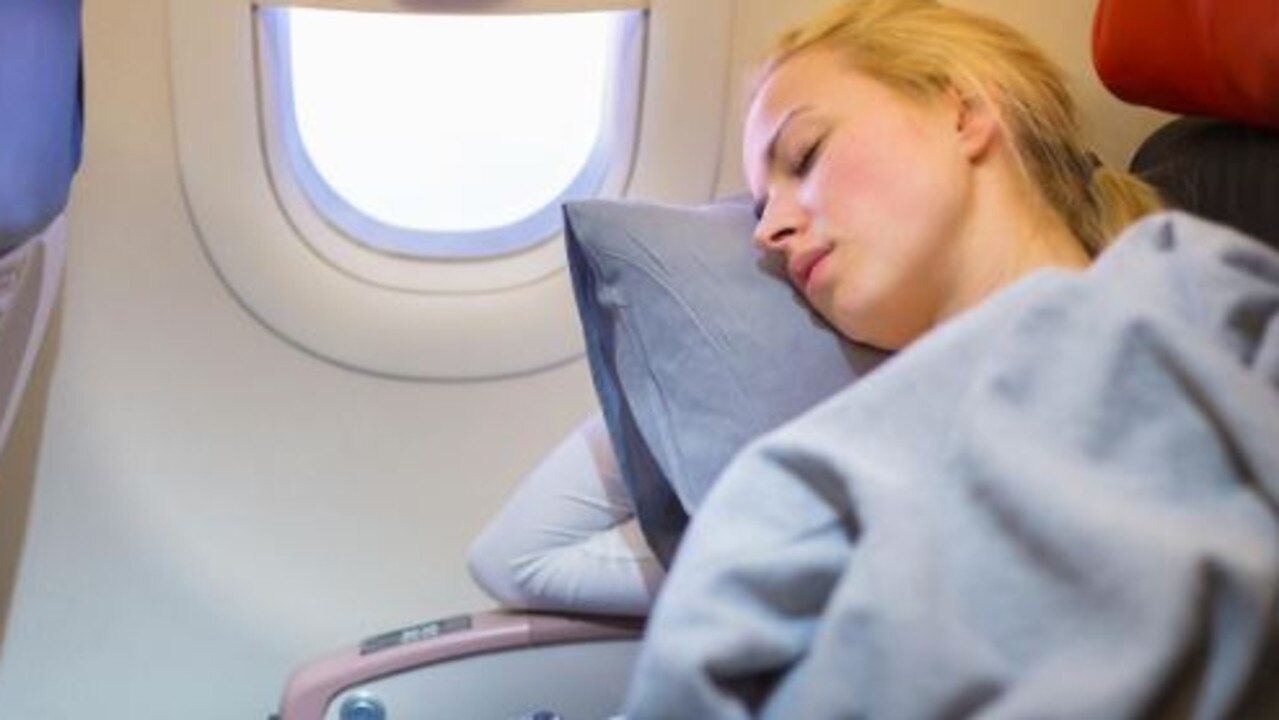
[837,311,913,352]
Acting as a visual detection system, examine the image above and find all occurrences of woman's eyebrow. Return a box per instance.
[764,106,810,165]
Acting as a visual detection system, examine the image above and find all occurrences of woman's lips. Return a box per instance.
[789,247,832,295]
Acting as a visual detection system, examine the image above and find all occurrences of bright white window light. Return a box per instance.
[269,8,638,257]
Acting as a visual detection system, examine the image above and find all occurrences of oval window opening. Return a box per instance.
[260,8,642,259]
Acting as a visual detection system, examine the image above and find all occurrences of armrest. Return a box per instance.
[276,611,644,720]
[0,217,66,450]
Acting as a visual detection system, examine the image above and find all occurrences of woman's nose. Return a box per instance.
[752,201,802,252]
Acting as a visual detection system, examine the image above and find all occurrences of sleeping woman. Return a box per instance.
[625,0,1279,717]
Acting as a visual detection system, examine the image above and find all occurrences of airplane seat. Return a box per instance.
[0,0,81,447]
[1093,0,1279,250]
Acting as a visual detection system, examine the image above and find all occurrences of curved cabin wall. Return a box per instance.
[0,1,1168,718]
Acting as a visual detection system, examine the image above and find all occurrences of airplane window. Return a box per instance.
[258,8,641,259]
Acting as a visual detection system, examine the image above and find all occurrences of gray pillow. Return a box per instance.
[563,198,885,566]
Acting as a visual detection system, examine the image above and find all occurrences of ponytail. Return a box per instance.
[1078,164,1163,255]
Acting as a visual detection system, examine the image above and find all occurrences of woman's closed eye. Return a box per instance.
[791,136,824,177]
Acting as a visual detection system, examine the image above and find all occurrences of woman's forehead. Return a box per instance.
[744,50,853,162]
[754,48,848,113]
[749,50,879,146]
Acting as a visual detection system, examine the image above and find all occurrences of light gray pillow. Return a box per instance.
[563,198,886,565]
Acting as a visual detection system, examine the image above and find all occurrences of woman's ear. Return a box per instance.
[950,89,999,162]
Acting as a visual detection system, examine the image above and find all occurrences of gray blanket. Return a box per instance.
[624,213,1279,719]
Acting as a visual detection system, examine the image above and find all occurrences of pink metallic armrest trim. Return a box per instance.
[278,611,644,720]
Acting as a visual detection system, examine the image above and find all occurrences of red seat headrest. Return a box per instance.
[1093,0,1279,130]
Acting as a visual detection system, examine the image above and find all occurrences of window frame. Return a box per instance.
[257,7,644,265]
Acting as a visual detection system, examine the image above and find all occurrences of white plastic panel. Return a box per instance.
[168,0,734,379]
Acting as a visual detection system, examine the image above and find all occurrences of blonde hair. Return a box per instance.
[761,0,1160,255]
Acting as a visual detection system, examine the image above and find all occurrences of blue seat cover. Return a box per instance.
[0,0,83,252]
